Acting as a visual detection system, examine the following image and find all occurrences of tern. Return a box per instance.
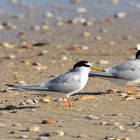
[89,50,140,94]
[7,60,101,107]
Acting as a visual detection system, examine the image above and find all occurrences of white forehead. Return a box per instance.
[86,62,92,66]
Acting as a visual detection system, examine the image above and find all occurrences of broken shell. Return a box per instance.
[42,119,55,124]
[27,126,40,132]
[40,96,51,103]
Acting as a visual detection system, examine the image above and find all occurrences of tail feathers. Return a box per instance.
[6,84,49,91]
[89,71,115,78]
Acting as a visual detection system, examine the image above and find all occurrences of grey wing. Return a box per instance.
[105,60,140,80]
[44,71,81,93]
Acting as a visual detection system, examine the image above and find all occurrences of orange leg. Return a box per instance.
[62,97,72,108]
[127,85,134,94]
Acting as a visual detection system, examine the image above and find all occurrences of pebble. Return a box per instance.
[39,50,48,56]
[115,12,127,18]
[18,80,26,85]
[84,115,99,120]
[83,32,91,37]
[31,25,41,31]
[2,22,17,29]
[76,134,88,138]
[100,121,111,126]
[0,24,4,30]
[82,46,89,50]
[19,135,28,139]
[71,0,81,4]
[0,123,5,127]
[104,135,117,140]
[98,60,109,65]
[125,96,136,101]
[27,126,40,132]
[12,123,21,127]
[7,54,16,59]
[1,42,16,48]
[119,93,128,98]
[40,96,51,103]
[42,130,64,137]
[136,43,140,50]
[61,56,68,61]
[10,130,20,134]
[46,12,54,18]
[95,36,102,40]
[110,41,115,46]
[132,121,140,127]
[42,119,55,124]
[37,136,48,140]
[117,137,130,140]
[112,0,119,5]
[77,7,87,14]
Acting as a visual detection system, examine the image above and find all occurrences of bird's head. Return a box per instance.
[136,50,140,59]
[73,60,102,72]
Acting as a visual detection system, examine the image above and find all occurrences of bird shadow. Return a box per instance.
[0,105,39,111]
[73,91,107,96]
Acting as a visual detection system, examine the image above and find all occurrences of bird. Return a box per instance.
[7,60,101,107]
[89,50,140,94]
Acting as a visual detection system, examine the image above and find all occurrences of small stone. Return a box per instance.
[46,12,54,18]
[43,130,64,137]
[40,96,51,103]
[95,36,102,40]
[84,115,99,120]
[112,0,119,5]
[76,134,87,138]
[61,56,68,61]
[37,136,48,140]
[83,21,93,26]
[136,43,140,50]
[117,137,130,140]
[8,54,16,59]
[1,42,16,48]
[18,80,26,85]
[100,121,111,126]
[12,123,21,127]
[119,93,128,98]
[126,96,136,101]
[115,12,127,18]
[19,135,28,139]
[0,24,4,30]
[132,121,140,127]
[118,125,126,132]
[71,0,81,4]
[27,126,40,132]
[10,130,20,134]
[31,25,41,31]
[100,29,108,33]
[42,119,55,124]
[110,41,115,45]
[82,46,88,50]
[105,135,117,140]
[39,50,48,56]
[83,32,91,37]
[0,123,5,127]
[98,60,109,65]
[77,7,87,14]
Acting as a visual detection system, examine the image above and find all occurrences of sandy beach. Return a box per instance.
[0,0,140,139]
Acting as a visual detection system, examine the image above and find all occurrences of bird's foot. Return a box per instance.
[62,97,73,108]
